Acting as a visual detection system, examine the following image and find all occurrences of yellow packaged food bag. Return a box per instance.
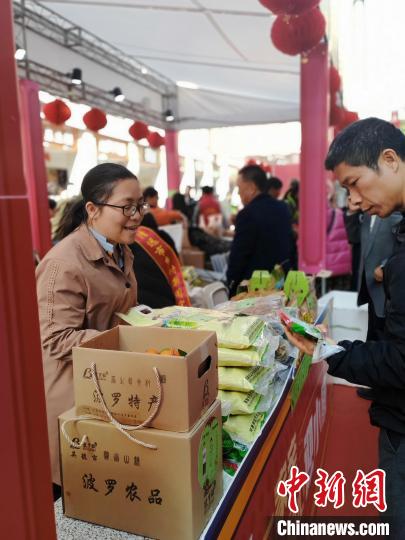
[218,334,279,367]
[218,366,275,394]
[223,413,266,445]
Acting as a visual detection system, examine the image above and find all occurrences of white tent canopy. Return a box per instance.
[25,0,300,129]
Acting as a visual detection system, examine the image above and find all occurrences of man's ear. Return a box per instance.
[381,148,401,172]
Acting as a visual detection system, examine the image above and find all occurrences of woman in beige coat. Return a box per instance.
[36,163,146,498]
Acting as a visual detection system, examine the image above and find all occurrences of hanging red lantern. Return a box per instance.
[43,99,71,125]
[245,158,257,166]
[329,65,341,94]
[329,92,344,126]
[83,108,107,132]
[263,163,273,174]
[338,109,359,130]
[129,121,149,141]
[271,7,326,56]
[147,131,165,149]
[259,0,320,16]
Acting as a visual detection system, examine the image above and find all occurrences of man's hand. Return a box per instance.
[283,326,316,356]
[374,265,384,282]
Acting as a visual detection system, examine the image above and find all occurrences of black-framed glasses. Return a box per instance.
[94,201,150,217]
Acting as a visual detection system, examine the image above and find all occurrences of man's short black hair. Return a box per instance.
[48,198,57,210]
[325,117,405,171]
[201,186,214,195]
[143,186,158,199]
[238,165,267,192]
[267,177,283,190]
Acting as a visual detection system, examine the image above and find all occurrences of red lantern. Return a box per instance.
[147,131,165,149]
[263,164,273,174]
[271,7,326,56]
[330,103,344,127]
[83,108,107,132]
[43,99,71,125]
[260,0,320,16]
[338,109,359,130]
[329,65,341,94]
[129,121,149,141]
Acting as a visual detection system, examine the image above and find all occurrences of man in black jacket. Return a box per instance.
[227,165,292,296]
[284,118,405,537]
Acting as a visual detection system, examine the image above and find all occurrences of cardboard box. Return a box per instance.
[181,248,205,269]
[73,326,218,431]
[60,401,223,540]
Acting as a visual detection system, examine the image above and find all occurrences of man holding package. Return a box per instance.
[283,118,405,538]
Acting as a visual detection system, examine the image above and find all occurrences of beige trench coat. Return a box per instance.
[36,224,137,484]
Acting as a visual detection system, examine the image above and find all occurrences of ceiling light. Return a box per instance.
[111,87,125,102]
[165,109,175,122]
[176,80,199,90]
[15,45,26,61]
[141,67,148,75]
[70,67,82,85]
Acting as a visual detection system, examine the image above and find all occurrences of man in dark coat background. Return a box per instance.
[226,165,293,296]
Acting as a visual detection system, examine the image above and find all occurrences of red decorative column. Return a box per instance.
[165,129,181,208]
[0,2,56,538]
[299,42,329,273]
[19,79,52,258]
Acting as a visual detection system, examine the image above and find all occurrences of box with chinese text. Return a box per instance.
[59,400,223,540]
[73,326,218,431]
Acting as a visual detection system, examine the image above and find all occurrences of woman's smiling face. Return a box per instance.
[86,178,143,244]
[335,149,405,217]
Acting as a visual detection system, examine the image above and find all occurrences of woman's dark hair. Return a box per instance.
[325,117,405,171]
[172,192,187,214]
[238,165,267,192]
[267,177,283,191]
[201,186,214,195]
[58,163,137,239]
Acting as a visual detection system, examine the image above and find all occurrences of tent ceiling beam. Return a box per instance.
[13,0,176,97]
[20,59,165,126]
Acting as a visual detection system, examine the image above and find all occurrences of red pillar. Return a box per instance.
[165,129,181,208]
[299,42,328,274]
[0,2,56,538]
[19,79,52,258]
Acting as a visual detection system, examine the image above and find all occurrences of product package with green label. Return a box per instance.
[279,311,323,340]
[153,306,265,349]
[219,365,277,394]
[223,412,266,445]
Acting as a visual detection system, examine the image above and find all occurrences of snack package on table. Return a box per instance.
[219,387,274,415]
[223,412,266,445]
[218,331,279,367]
[218,365,277,394]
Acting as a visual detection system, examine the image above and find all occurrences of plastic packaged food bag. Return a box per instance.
[219,387,274,415]
[218,365,276,394]
[218,332,279,367]
[223,413,266,445]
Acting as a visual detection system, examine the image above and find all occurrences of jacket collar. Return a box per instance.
[76,224,134,275]
[394,215,405,243]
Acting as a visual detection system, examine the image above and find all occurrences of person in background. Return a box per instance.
[284,118,405,536]
[226,164,293,296]
[143,186,187,226]
[343,205,362,291]
[130,212,191,308]
[48,197,57,218]
[197,186,222,227]
[184,185,197,221]
[267,176,283,199]
[36,163,144,500]
[283,178,299,225]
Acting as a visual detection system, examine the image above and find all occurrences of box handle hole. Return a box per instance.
[198,355,211,378]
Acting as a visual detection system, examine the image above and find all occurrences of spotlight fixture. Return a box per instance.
[111,87,125,102]
[15,45,26,61]
[165,109,175,122]
[141,67,148,75]
[70,67,82,85]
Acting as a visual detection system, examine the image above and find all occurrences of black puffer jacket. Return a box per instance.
[326,215,405,434]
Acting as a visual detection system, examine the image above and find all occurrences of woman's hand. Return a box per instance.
[283,326,316,356]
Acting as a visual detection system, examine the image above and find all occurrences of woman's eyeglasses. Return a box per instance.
[94,201,150,217]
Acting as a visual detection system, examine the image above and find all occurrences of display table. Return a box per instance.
[55,361,331,539]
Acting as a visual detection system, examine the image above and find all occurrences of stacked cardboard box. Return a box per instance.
[59,326,223,540]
